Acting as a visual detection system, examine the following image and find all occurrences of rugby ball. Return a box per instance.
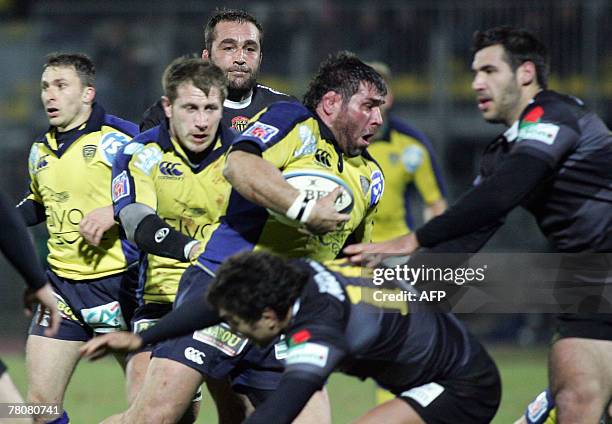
[268,170,354,227]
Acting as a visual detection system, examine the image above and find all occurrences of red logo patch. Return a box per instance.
[524,106,544,123]
[290,329,311,345]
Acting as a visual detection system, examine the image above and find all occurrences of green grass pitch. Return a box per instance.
[2,345,547,423]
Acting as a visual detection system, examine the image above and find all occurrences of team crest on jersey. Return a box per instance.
[243,122,279,144]
[100,132,130,166]
[401,146,424,173]
[370,170,384,206]
[82,145,97,162]
[294,125,317,157]
[112,171,130,201]
[231,116,249,132]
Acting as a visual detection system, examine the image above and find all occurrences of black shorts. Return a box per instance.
[554,313,612,341]
[399,345,501,424]
[0,358,6,377]
[152,264,284,391]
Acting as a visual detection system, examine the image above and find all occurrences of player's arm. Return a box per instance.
[345,152,551,264]
[423,198,447,222]
[112,142,201,261]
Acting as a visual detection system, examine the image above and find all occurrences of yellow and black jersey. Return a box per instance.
[368,115,446,242]
[197,101,385,270]
[112,123,234,304]
[25,103,138,280]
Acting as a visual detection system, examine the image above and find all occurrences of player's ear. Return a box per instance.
[161,96,172,119]
[261,307,280,328]
[202,49,210,60]
[82,86,95,104]
[518,61,537,87]
[320,91,342,118]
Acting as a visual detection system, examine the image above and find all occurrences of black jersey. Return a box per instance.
[283,260,481,393]
[140,84,295,132]
[480,90,612,252]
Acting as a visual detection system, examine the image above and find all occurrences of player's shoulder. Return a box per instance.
[102,114,139,138]
[254,83,296,102]
[521,90,584,128]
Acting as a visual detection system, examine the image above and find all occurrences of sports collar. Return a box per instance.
[223,92,253,109]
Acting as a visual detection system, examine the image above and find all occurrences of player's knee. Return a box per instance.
[555,381,605,417]
[127,399,190,424]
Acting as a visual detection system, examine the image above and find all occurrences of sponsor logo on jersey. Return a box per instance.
[82,145,97,162]
[123,142,144,155]
[370,170,384,206]
[360,176,370,195]
[174,199,206,218]
[275,337,289,359]
[286,342,329,367]
[43,186,70,203]
[231,115,250,132]
[192,323,248,357]
[400,382,445,407]
[81,301,127,333]
[518,122,560,145]
[289,329,311,346]
[184,347,206,365]
[158,161,183,177]
[134,145,163,175]
[100,132,130,165]
[133,318,159,334]
[154,228,170,243]
[401,146,424,173]
[314,149,332,168]
[243,122,279,144]
[294,125,317,157]
[112,171,130,202]
[526,390,551,423]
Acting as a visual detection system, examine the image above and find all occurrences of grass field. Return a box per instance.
[2,345,547,423]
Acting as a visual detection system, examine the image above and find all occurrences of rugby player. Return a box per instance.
[0,190,59,411]
[366,61,446,243]
[140,8,294,133]
[19,53,138,424]
[346,26,612,423]
[83,51,386,424]
[82,251,501,424]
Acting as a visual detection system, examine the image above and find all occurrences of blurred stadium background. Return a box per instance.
[0,0,609,421]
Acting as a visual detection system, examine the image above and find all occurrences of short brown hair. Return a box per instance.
[44,52,95,87]
[163,56,228,103]
[204,8,264,52]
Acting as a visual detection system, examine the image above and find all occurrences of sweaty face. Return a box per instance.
[471,44,522,125]
[204,21,262,96]
[333,82,384,157]
[40,66,92,132]
[165,82,223,153]
[219,309,281,347]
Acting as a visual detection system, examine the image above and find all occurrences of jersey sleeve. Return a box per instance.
[512,101,580,167]
[111,140,162,217]
[231,102,312,169]
[26,143,44,204]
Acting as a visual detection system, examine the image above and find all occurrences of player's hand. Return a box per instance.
[80,205,115,246]
[80,332,143,361]
[343,234,419,267]
[304,188,350,235]
[23,283,61,337]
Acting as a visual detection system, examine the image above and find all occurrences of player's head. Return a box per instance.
[202,8,263,99]
[304,52,387,157]
[207,251,310,346]
[162,56,228,153]
[365,61,394,120]
[41,53,96,132]
[471,26,548,125]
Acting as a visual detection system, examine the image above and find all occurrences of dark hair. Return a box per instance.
[163,56,228,103]
[472,26,549,88]
[44,53,95,87]
[302,51,387,110]
[204,8,264,53]
[207,252,310,323]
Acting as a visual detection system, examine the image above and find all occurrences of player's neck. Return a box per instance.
[57,107,92,133]
[226,88,254,103]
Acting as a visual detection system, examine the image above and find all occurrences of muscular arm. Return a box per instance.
[223,149,299,215]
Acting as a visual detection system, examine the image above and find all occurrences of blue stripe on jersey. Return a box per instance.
[197,189,269,271]
[233,101,311,151]
[120,238,139,267]
[403,185,417,230]
[136,252,148,306]
[390,115,447,196]
[104,114,139,137]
